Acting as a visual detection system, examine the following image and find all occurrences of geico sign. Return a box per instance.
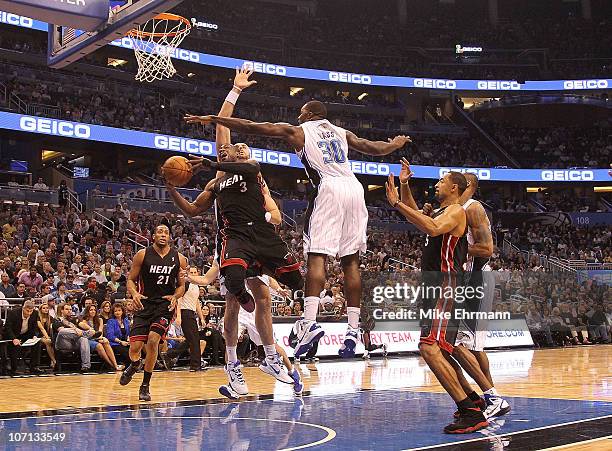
[563,80,608,90]
[541,170,594,181]
[477,81,522,90]
[329,72,372,85]
[19,117,91,139]
[414,78,456,90]
[250,149,291,166]
[107,38,200,62]
[242,61,287,76]
[350,161,390,176]
[439,168,491,180]
[154,136,214,155]
[0,12,33,28]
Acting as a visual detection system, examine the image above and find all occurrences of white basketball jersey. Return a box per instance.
[298,119,355,183]
[462,199,491,246]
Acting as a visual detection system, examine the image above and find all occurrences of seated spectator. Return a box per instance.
[99,300,113,325]
[587,304,610,344]
[4,300,42,375]
[18,267,43,294]
[549,307,576,346]
[198,304,223,366]
[78,304,122,371]
[0,272,16,298]
[105,302,130,364]
[33,177,48,190]
[52,302,96,372]
[37,302,56,369]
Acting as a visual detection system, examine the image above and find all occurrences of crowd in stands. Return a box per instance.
[480,119,611,168]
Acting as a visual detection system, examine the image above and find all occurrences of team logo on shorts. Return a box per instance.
[158,317,169,327]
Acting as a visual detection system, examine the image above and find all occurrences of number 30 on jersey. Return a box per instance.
[318,139,346,164]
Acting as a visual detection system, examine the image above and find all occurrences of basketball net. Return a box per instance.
[127,13,191,83]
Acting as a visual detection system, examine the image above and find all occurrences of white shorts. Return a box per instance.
[303,177,368,258]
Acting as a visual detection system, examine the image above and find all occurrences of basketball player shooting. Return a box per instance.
[184,100,411,358]
[119,223,187,402]
[385,169,490,433]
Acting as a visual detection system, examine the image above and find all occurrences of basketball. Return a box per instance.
[161,156,192,187]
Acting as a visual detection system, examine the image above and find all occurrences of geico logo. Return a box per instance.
[350,161,390,176]
[541,170,594,181]
[563,80,608,89]
[19,117,90,138]
[477,81,522,90]
[0,12,33,27]
[167,47,200,63]
[414,78,457,89]
[439,168,491,180]
[250,149,291,165]
[242,61,287,76]
[462,47,482,52]
[328,72,372,85]
[154,136,213,155]
[109,37,133,49]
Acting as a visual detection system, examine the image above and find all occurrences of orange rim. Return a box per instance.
[128,13,191,38]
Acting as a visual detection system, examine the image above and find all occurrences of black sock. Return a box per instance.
[142,370,152,386]
[467,391,481,402]
[126,359,140,373]
[456,397,476,410]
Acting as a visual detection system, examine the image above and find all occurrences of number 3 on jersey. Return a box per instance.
[318,138,346,164]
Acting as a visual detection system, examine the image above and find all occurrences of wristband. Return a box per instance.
[393,200,401,208]
[265,211,272,222]
[400,180,409,186]
[225,89,241,105]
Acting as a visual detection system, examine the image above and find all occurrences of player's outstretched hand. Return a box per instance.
[234,66,257,90]
[399,157,413,184]
[388,135,412,150]
[131,292,147,311]
[422,203,434,216]
[184,114,215,126]
[187,157,213,174]
[385,174,400,207]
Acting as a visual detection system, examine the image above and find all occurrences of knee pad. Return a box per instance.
[277,269,304,292]
[222,264,247,296]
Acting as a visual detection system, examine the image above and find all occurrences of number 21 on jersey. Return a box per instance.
[318,138,346,164]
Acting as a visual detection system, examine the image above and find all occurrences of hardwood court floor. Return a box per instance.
[0,346,610,450]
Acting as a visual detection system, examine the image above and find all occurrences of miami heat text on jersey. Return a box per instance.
[213,172,272,228]
[421,207,468,273]
[139,246,180,300]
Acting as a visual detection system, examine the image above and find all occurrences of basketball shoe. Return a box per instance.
[224,361,249,396]
[259,354,294,384]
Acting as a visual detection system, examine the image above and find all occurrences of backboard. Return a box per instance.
[46,0,185,69]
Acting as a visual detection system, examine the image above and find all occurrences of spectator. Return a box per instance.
[78,304,122,371]
[105,302,130,364]
[37,302,57,369]
[52,302,95,372]
[4,300,42,375]
[18,267,43,294]
[199,304,223,366]
[99,300,113,325]
[33,177,49,190]
[0,272,16,298]
[58,180,69,207]
[588,304,610,344]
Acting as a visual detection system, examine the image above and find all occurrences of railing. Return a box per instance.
[27,103,61,118]
[67,187,83,212]
[92,210,115,235]
[281,211,297,230]
[126,229,149,251]
[0,184,59,205]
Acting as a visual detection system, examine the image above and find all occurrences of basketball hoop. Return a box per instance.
[127,13,191,83]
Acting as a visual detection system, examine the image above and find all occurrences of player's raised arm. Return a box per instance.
[398,158,419,211]
[185,115,305,150]
[346,131,411,156]
[167,179,216,217]
[386,174,463,236]
[466,202,494,257]
[127,249,147,310]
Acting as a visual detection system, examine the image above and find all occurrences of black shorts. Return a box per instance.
[418,271,462,354]
[130,298,174,342]
[218,223,300,276]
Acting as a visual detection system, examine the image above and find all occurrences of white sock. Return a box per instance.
[303,296,319,321]
[347,307,360,329]
[484,387,498,396]
[226,346,238,363]
[263,345,276,359]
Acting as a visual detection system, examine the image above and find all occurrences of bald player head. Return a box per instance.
[298,100,328,124]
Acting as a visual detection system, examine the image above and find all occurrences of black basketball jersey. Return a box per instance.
[421,206,468,273]
[138,246,180,300]
[213,172,273,229]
